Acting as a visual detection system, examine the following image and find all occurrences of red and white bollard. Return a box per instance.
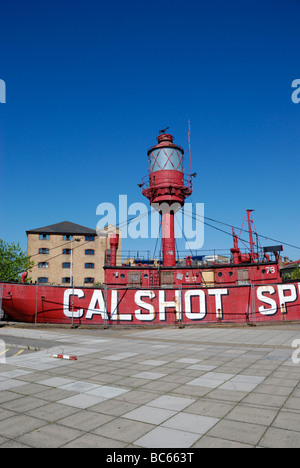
[52,354,77,361]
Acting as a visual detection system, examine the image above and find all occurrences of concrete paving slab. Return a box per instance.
[58,394,108,409]
[133,371,167,380]
[219,381,260,392]
[123,406,177,425]
[0,414,48,439]
[140,360,169,367]
[86,385,129,398]
[0,323,300,448]
[187,377,226,388]
[259,427,300,448]
[58,410,114,431]
[93,417,155,444]
[135,426,200,448]
[16,423,84,448]
[37,377,76,387]
[162,413,219,435]
[226,404,278,426]
[206,419,268,445]
[146,395,195,411]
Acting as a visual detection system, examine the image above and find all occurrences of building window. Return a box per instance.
[62,263,71,269]
[63,249,71,255]
[39,248,49,254]
[85,249,95,255]
[39,234,49,240]
[84,277,94,284]
[38,262,49,269]
[85,235,95,241]
[38,277,48,284]
[85,263,95,269]
[63,235,73,241]
[62,277,71,284]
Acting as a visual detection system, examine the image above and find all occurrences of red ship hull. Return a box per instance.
[1,281,300,326]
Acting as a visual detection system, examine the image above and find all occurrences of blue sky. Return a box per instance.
[0,0,300,260]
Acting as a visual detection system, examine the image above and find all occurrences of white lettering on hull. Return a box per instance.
[135,290,156,321]
[63,289,85,319]
[62,284,300,322]
[257,286,278,316]
[257,284,299,316]
[86,290,108,320]
[278,284,297,313]
[208,289,229,320]
[185,290,206,320]
[158,290,182,322]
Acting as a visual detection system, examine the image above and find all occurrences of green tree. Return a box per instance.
[291,265,300,280]
[0,239,34,282]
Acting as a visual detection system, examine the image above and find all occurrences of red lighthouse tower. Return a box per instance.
[142,130,193,267]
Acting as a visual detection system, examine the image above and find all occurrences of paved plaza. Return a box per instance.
[0,323,300,448]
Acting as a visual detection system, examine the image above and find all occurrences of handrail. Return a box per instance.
[140,174,193,190]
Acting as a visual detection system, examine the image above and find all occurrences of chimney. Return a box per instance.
[109,234,119,267]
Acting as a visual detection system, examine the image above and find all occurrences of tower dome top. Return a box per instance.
[157,133,174,144]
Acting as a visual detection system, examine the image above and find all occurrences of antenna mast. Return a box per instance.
[188,120,193,187]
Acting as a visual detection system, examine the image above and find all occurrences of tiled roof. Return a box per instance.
[26,221,96,236]
[281,260,300,270]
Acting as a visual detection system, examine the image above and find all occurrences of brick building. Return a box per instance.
[26,221,121,286]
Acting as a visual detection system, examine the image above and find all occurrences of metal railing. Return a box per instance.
[105,248,280,267]
[140,174,193,191]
